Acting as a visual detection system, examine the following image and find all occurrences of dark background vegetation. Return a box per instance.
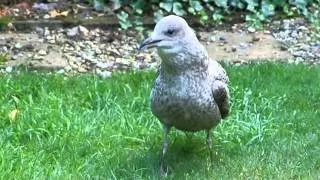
[1,0,320,28]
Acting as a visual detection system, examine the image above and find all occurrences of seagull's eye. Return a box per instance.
[165,29,176,36]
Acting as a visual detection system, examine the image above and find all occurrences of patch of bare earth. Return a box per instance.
[199,31,292,63]
[1,28,293,72]
[1,33,68,70]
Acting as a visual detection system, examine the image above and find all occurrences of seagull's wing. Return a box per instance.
[209,60,230,119]
[209,60,229,83]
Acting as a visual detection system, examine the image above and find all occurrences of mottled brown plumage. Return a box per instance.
[139,15,230,175]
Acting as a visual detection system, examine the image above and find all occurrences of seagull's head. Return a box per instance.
[139,15,198,55]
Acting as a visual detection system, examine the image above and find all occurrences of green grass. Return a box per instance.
[0,63,320,179]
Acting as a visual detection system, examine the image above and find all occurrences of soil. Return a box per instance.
[0,29,292,71]
[1,1,317,72]
[202,31,292,63]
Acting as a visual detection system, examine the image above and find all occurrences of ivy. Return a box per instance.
[89,0,320,29]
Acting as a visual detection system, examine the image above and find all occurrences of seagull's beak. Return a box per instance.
[138,37,162,51]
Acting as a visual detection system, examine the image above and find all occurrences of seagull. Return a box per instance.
[139,15,230,175]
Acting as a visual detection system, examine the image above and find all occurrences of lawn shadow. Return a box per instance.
[122,131,243,178]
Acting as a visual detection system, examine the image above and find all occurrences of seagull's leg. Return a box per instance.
[160,124,171,176]
[206,129,213,165]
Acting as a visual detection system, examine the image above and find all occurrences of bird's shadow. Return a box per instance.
[124,132,240,178]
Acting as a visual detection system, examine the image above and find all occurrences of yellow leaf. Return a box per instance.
[9,109,19,122]
[60,10,69,17]
[49,10,59,18]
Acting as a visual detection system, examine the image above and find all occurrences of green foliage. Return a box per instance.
[0,16,11,31]
[88,0,320,29]
[117,11,132,30]
[0,53,8,65]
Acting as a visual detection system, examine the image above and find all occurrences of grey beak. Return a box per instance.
[138,37,162,51]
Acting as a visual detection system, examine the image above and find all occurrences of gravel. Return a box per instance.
[272,18,320,64]
[1,18,319,75]
[0,25,158,75]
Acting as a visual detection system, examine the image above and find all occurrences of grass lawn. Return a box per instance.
[0,63,319,179]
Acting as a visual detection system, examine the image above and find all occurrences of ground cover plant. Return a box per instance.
[0,62,319,179]
[1,0,320,29]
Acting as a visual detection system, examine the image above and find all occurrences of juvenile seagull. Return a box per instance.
[139,15,230,174]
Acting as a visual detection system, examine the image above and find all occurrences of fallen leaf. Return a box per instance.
[60,10,69,17]
[49,9,59,18]
[9,109,19,122]
[0,8,11,17]
[49,10,69,18]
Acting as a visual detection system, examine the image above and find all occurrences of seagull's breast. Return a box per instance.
[151,73,221,131]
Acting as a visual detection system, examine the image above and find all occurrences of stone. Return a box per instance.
[298,26,308,31]
[46,35,53,40]
[35,27,44,35]
[38,49,47,56]
[247,27,256,33]
[79,26,89,37]
[33,54,44,60]
[224,47,231,53]
[14,43,23,49]
[49,39,56,44]
[56,69,65,74]
[67,26,80,37]
[219,36,226,41]
[64,65,72,72]
[44,27,50,36]
[5,66,13,73]
[252,35,260,42]
[209,36,216,42]
[282,19,291,30]
[23,43,35,51]
[231,46,237,52]
[11,55,19,60]
[263,30,271,34]
[97,70,112,79]
[293,51,305,57]
[299,44,310,51]
[96,62,110,69]
[239,43,249,49]
[43,14,50,19]
[280,44,288,51]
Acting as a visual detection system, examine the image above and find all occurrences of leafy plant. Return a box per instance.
[99,0,320,29]
[0,16,11,31]
[117,11,132,30]
[0,53,8,65]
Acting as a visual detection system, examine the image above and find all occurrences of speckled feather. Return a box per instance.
[148,15,230,132]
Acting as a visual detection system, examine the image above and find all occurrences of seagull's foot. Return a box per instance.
[159,161,168,177]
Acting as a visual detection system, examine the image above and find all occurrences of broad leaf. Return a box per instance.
[188,7,196,15]
[214,0,228,9]
[261,1,275,17]
[130,0,144,15]
[159,2,173,12]
[245,0,259,12]
[154,10,164,22]
[190,1,204,11]
[173,2,186,16]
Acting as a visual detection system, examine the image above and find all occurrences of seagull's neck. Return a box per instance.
[158,45,209,76]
